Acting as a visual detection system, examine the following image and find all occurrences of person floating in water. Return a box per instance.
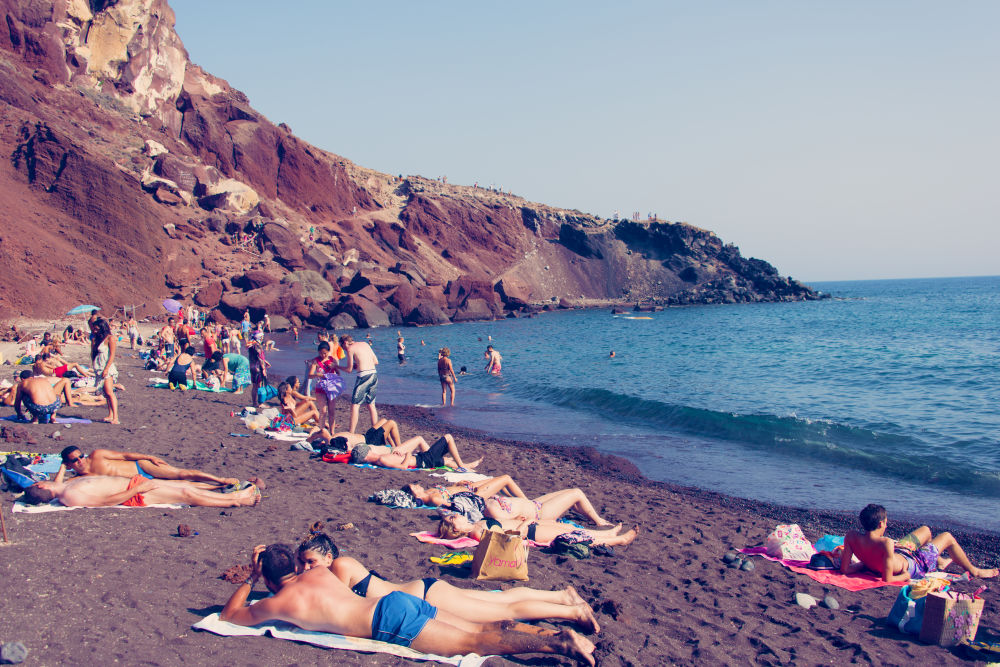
[609,351,615,358]
[485,345,502,375]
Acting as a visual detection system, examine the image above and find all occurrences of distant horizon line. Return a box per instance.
[806,274,999,285]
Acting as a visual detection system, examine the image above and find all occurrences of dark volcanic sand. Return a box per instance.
[1,349,998,666]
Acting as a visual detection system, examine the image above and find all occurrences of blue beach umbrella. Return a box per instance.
[162,298,182,314]
[66,305,99,315]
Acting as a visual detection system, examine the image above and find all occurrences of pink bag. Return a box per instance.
[765,524,816,561]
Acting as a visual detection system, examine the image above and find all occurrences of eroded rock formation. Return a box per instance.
[0,0,823,325]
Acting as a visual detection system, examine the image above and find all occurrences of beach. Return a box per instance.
[1,334,997,665]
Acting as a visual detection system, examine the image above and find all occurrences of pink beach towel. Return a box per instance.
[739,547,905,592]
[411,531,550,549]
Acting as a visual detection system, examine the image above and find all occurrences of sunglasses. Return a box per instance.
[65,456,84,465]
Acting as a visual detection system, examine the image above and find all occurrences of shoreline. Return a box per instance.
[0,347,997,664]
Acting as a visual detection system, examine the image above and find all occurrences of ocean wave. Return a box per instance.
[511,382,1000,497]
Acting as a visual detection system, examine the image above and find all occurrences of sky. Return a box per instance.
[171,1,999,282]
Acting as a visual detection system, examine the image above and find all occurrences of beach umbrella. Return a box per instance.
[66,305,99,315]
[162,298,182,314]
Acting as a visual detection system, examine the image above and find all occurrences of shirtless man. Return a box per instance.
[57,445,240,487]
[13,371,73,424]
[20,475,261,508]
[485,345,502,375]
[352,433,481,471]
[33,352,92,379]
[841,504,998,582]
[159,318,177,357]
[341,335,379,433]
[220,544,595,665]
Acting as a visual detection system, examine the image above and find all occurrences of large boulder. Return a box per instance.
[496,277,532,308]
[452,298,495,322]
[281,270,334,304]
[379,301,404,326]
[219,282,302,320]
[391,261,427,287]
[193,280,224,307]
[261,222,306,270]
[268,315,291,331]
[387,281,416,314]
[405,302,450,326]
[337,295,391,329]
[234,269,281,290]
[326,312,358,330]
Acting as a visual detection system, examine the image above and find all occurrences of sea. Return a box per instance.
[266,276,1000,533]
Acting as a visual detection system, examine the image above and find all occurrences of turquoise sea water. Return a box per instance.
[268,276,1000,532]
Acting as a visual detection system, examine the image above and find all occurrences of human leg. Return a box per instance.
[142,480,260,507]
[102,376,119,424]
[348,404,361,433]
[897,526,933,551]
[367,402,379,429]
[535,488,610,526]
[441,380,448,407]
[929,532,999,578]
[410,620,595,665]
[471,475,527,499]
[425,581,599,632]
[54,379,74,406]
[136,460,238,486]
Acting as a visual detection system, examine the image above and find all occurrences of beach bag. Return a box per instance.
[470,530,529,581]
[1,458,47,490]
[256,382,278,404]
[887,585,927,635]
[919,590,985,646]
[764,524,816,561]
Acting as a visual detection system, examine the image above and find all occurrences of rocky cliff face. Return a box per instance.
[0,0,822,326]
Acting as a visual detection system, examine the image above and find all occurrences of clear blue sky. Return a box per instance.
[171,1,999,281]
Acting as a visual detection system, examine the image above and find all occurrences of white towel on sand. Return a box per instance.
[192,612,487,666]
[13,499,186,513]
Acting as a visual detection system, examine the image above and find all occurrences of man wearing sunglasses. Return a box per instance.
[59,446,239,488]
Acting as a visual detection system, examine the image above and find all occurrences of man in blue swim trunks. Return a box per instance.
[57,445,240,487]
[841,504,998,582]
[220,544,596,665]
[13,371,73,424]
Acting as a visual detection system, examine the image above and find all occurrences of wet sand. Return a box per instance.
[0,345,997,665]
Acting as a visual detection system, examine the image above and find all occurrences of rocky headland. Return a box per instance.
[0,0,823,327]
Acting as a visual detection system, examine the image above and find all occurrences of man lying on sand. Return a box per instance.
[21,475,262,508]
[841,503,999,582]
[57,446,240,487]
[13,371,74,423]
[348,433,480,471]
[220,544,595,665]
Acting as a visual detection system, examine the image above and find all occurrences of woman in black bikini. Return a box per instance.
[438,514,640,547]
[296,533,600,631]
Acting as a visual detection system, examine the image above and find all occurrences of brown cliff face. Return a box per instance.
[0,0,822,325]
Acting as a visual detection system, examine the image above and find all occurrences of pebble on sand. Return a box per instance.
[0,641,29,664]
[795,593,818,609]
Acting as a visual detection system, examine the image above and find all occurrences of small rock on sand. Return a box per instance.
[0,641,29,664]
[795,593,818,609]
[822,595,840,610]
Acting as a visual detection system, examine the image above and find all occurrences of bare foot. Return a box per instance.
[972,567,999,578]
[614,525,640,547]
[558,629,596,667]
[463,457,482,470]
[937,556,953,571]
[575,602,601,634]
[102,417,120,424]
[240,485,262,507]
[565,586,587,606]
[222,477,241,487]
[247,476,266,490]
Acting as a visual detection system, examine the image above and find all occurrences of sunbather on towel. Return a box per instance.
[13,371,73,423]
[351,433,480,471]
[20,475,262,508]
[56,445,240,487]
[439,514,640,547]
[219,544,596,665]
[297,532,600,632]
[404,476,611,526]
[842,504,998,582]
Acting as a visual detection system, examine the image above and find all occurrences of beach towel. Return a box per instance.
[739,547,905,591]
[1,415,93,424]
[192,612,487,666]
[412,531,551,549]
[13,499,187,513]
[427,471,491,484]
[148,380,236,393]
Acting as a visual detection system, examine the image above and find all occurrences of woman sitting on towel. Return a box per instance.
[296,532,600,632]
[438,514,639,547]
[166,345,199,390]
[276,381,321,428]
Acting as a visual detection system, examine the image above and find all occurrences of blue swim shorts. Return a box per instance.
[370,591,437,647]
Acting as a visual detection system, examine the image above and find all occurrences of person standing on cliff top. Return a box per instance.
[340,334,378,433]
